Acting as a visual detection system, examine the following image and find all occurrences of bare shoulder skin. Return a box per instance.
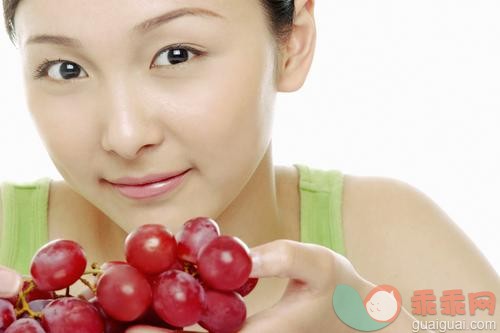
[342,174,499,323]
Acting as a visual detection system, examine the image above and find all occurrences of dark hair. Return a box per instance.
[2,0,295,47]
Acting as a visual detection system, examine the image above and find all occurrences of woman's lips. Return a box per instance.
[108,169,190,186]
[107,169,190,200]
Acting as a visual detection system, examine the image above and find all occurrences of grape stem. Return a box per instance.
[79,277,97,293]
[15,279,42,319]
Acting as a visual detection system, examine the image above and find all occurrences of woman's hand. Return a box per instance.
[0,265,23,298]
[127,239,366,333]
[237,239,364,332]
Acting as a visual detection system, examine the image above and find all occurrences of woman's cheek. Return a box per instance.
[27,95,96,174]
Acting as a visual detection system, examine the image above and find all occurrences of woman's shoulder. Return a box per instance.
[340,174,439,307]
[341,174,428,262]
[342,174,499,316]
[342,173,491,280]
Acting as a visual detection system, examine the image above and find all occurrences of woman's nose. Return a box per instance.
[100,87,164,160]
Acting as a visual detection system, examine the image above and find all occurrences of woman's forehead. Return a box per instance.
[15,0,256,47]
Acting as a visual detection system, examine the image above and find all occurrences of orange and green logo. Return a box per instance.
[333,284,402,331]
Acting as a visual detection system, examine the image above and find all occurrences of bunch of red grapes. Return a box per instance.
[0,217,259,333]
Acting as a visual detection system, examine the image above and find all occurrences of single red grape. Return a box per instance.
[41,297,104,333]
[96,263,152,322]
[4,318,46,333]
[176,217,220,263]
[198,289,246,333]
[153,269,206,328]
[0,299,16,331]
[30,239,87,291]
[197,236,252,291]
[234,278,259,297]
[125,224,177,275]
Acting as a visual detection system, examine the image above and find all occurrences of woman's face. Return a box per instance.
[14,0,279,232]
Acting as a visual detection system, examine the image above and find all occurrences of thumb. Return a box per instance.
[0,265,22,298]
[249,240,337,291]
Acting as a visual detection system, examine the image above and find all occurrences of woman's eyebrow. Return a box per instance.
[24,7,225,48]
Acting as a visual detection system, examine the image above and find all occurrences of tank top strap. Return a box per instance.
[0,178,51,275]
[293,164,346,256]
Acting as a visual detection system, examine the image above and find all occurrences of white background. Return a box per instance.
[1,1,499,273]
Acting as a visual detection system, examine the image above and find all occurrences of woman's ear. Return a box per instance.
[276,0,316,92]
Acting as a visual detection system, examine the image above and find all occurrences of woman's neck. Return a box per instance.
[215,147,301,248]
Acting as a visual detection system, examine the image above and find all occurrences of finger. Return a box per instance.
[249,239,338,291]
[125,325,201,333]
[0,265,23,298]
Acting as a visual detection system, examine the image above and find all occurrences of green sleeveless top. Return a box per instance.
[0,164,345,275]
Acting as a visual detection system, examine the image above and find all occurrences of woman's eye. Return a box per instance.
[33,44,203,81]
[150,45,203,68]
[34,59,88,81]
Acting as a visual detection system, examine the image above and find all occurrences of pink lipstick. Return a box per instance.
[106,169,190,200]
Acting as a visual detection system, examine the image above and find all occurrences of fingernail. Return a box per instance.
[0,267,22,298]
[250,252,262,277]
